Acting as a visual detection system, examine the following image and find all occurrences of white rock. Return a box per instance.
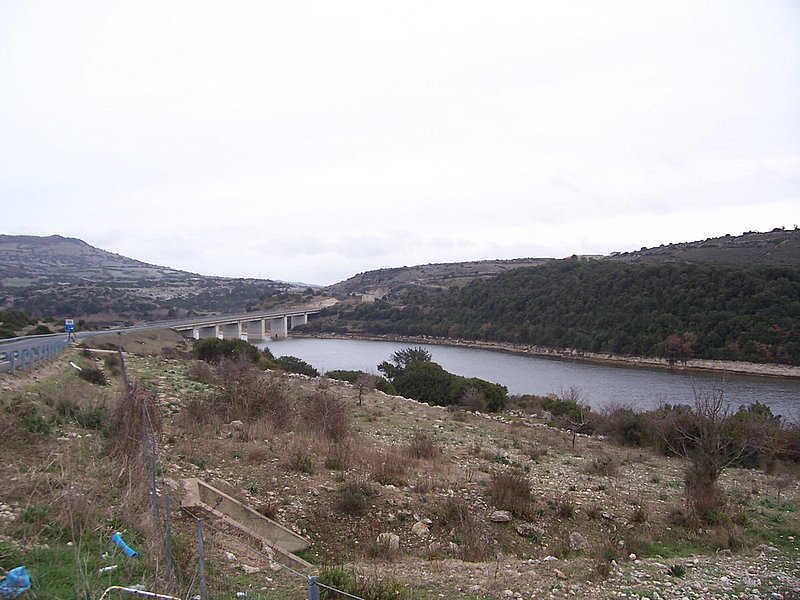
[490,510,513,523]
[411,521,429,536]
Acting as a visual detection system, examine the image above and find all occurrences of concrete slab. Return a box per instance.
[181,478,313,570]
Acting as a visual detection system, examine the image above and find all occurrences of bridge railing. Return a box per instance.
[0,334,71,374]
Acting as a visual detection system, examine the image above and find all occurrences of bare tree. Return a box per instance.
[355,373,378,406]
[567,407,592,450]
[662,380,751,520]
[557,387,593,450]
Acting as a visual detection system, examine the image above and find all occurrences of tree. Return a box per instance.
[391,347,432,368]
[557,387,592,449]
[664,332,696,366]
[662,381,754,521]
[378,346,432,380]
[355,373,378,406]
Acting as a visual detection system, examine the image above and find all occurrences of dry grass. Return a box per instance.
[186,360,214,384]
[406,430,440,460]
[107,384,161,461]
[370,447,412,486]
[303,389,351,443]
[585,453,619,477]
[489,468,534,519]
[437,497,494,562]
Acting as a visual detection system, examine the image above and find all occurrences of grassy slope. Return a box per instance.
[1,333,799,599]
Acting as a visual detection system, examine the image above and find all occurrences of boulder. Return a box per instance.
[515,523,544,538]
[490,510,513,523]
[569,531,586,551]
[411,521,429,536]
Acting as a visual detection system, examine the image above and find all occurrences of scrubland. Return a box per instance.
[1,330,798,599]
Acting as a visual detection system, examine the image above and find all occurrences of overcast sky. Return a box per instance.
[1,2,798,285]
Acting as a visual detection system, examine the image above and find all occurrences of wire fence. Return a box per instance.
[119,351,366,600]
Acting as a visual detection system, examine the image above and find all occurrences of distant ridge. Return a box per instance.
[0,234,196,285]
[0,234,312,323]
[607,228,800,267]
[327,229,800,298]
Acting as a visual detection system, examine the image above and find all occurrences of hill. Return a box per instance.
[0,234,195,286]
[310,230,800,365]
[0,235,317,325]
[328,229,800,299]
[608,228,800,266]
[327,258,553,300]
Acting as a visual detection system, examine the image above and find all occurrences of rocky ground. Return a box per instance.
[1,333,799,599]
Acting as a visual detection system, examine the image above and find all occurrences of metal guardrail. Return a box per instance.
[0,333,71,374]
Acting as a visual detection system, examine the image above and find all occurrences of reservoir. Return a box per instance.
[258,337,800,418]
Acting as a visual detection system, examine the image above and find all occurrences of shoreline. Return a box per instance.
[291,332,800,380]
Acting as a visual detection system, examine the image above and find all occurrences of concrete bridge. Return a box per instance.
[170,307,321,341]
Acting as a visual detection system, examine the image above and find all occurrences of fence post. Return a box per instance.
[141,395,159,525]
[197,520,207,600]
[164,494,175,592]
[308,576,320,600]
[118,348,131,393]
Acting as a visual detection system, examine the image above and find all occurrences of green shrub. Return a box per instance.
[245,480,263,495]
[25,324,53,336]
[600,407,652,447]
[103,354,120,375]
[324,456,344,470]
[74,406,106,430]
[78,367,108,386]
[193,338,261,364]
[274,355,319,377]
[336,478,376,516]
[319,567,355,599]
[667,564,687,578]
[390,360,507,411]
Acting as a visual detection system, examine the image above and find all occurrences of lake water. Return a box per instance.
[257,337,800,418]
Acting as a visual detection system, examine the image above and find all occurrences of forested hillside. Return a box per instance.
[309,261,800,365]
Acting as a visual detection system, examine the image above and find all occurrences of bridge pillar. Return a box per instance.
[290,314,308,329]
[220,323,242,340]
[269,317,288,339]
[246,319,266,341]
[197,325,218,339]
